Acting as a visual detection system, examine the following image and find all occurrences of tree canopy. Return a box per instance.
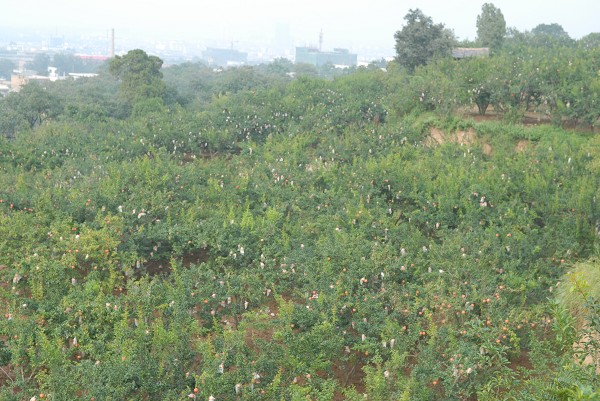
[476,3,506,51]
[108,49,166,108]
[26,53,50,76]
[0,58,15,80]
[394,8,456,72]
[532,23,570,38]
[579,32,600,50]
[0,82,61,137]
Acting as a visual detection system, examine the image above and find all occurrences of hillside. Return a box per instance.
[0,47,599,401]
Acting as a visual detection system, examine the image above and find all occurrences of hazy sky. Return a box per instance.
[2,0,599,52]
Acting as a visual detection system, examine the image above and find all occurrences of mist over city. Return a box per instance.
[1,0,598,65]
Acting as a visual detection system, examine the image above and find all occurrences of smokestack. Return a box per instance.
[319,29,323,51]
[110,28,115,58]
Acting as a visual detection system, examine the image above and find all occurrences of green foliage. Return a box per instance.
[0,58,15,80]
[476,3,507,51]
[529,23,574,49]
[52,53,103,75]
[53,74,127,121]
[0,41,599,400]
[26,53,51,75]
[557,260,600,385]
[394,9,456,72]
[532,22,562,34]
[109,49,166,109]
[0,82,62,137]
[579,33,600,50]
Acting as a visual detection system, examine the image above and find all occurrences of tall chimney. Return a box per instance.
[110,28,115,58]
[319,29,323,51]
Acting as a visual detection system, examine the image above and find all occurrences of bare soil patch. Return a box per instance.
[426,127,492,156]
[134,248,210,279]
[462,108,596,132]
[515,140,530,153]
[332,353,366,399]
[456,129,477,145]
[574,330,600,375]
[425,128,477,147]
[482,143,493,156]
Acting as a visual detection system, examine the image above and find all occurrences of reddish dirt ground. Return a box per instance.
[461,109,596,133]
[134,248,210,279]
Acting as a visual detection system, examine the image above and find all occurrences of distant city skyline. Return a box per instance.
[2,0,598,58]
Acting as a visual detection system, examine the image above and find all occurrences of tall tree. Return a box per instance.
[264,57,294,77]
[108,49,166,107]
[532,23,570,39]
[579,32,600,50]
[0,82,61,137]
[0,98,25,138]
[15,82,62,128]
[0,59,15,80]
[531,23,574,47]
[476,3,506,51]
[26,53,51,75]
[394,9,456,72]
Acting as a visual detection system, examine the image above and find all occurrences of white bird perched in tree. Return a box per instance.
[208,396,215,401]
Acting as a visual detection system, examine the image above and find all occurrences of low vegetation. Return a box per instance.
[0,18,599,401]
